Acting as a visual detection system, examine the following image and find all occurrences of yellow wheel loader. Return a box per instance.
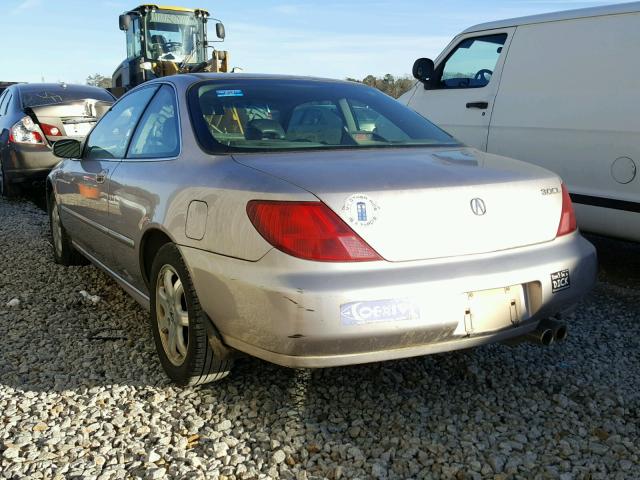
[112,4,229,95]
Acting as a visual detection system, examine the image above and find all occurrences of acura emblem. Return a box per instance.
[470,198,487,216]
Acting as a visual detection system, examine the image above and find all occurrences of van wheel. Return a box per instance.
[150,243,234,386]
[48,193,86,266]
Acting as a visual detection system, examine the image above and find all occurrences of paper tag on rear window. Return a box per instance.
[216,89,244,97]
[340,299,420,326]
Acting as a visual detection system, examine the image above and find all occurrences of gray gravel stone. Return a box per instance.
[0,195,639,480]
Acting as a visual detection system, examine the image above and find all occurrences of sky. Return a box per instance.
[0,0,623,84]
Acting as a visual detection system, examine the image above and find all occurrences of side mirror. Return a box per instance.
[215,22,226,40]
[119,14,131,31]
[53,139,82,159]
[413,58,436,89]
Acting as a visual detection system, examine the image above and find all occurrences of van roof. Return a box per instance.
[463,1,640,33]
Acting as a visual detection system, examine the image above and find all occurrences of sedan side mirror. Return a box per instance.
[53,139,82,159]
[413,58,437,89]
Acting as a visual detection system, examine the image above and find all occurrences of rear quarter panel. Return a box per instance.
[107,149,315,293]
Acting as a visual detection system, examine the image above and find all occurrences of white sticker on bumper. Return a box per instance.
[340,299,420,326]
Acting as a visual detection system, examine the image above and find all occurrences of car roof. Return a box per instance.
[463,1,640,33]
[187,73,355,85]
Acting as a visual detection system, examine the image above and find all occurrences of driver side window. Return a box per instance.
[84,86,158,160]
[439,34,507,89]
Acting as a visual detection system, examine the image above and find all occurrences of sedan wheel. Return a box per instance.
[156,265,190,367]
[48,192,86,266]
[149,243,234,385]
[51,203,63,258]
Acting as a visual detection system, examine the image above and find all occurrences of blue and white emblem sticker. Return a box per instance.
[340,299,420,326]
[216,89,244,97]
[341,194,380,227]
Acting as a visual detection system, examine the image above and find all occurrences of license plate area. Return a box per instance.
[460,284,531,335]
[63,121,93,138]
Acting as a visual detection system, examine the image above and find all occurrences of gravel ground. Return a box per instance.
[1,194,639,480]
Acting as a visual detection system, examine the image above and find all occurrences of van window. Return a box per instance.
[440,34,507,89]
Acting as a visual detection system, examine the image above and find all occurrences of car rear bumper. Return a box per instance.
[2,144,58,182]
[180,232,597,368]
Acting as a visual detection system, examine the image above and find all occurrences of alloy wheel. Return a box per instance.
[51,204,63,258]
[156,265,190,366]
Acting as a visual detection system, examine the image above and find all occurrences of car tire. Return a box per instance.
[150,243,234,386]
[48,193,86,266]
[0,163,19,198]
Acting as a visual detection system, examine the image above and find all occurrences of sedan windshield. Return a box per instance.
[189,79,458,152]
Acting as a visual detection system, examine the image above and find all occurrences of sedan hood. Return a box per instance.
[233,148,563,262]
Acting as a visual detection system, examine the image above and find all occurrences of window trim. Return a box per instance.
[435,33,509,91]
[81,84,160,161]
[124,82,182,162]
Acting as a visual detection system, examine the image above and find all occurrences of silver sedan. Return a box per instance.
[47,74,597,385]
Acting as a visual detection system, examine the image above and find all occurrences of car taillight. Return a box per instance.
[556,184,577,237]
[40,123,62,137]
[246,200,383,262]
[9,116,45,145]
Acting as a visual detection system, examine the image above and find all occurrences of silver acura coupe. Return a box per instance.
[47,74,597,385]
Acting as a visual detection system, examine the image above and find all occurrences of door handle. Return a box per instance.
[466,101,489,109]
[96,169,108,184]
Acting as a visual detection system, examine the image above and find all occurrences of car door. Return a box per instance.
[107,84,181,291]
[408,29,514,150]
[56,85,159,264]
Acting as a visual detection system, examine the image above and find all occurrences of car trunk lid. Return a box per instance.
[27,99,112,142]
[233,148,563,262]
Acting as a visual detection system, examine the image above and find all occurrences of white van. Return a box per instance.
[400,3,640,242]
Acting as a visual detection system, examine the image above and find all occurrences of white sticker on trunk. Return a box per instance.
[340,299,420,326]
[341,194,380,227]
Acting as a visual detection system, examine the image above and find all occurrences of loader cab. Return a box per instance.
[112,4,215,90]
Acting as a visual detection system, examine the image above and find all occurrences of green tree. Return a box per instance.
[347,74,415,98]
[86,73,112,89]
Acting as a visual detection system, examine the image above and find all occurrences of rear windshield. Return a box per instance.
[189,79,458,153]
[20,86,114,108]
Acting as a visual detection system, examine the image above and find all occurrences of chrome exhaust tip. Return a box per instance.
[526,326,555,346]
[525,319,568,346]
[546,319,568,343]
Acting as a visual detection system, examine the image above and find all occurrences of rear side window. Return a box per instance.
[440,34,507,89]
[0,93,12,115]
[84,86,158,160]
[0,92,7,115]
[127,85,180,159]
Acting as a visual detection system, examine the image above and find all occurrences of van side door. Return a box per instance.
[407,29,514,150]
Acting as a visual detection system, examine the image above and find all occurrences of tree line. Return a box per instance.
[347,74,415,98]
